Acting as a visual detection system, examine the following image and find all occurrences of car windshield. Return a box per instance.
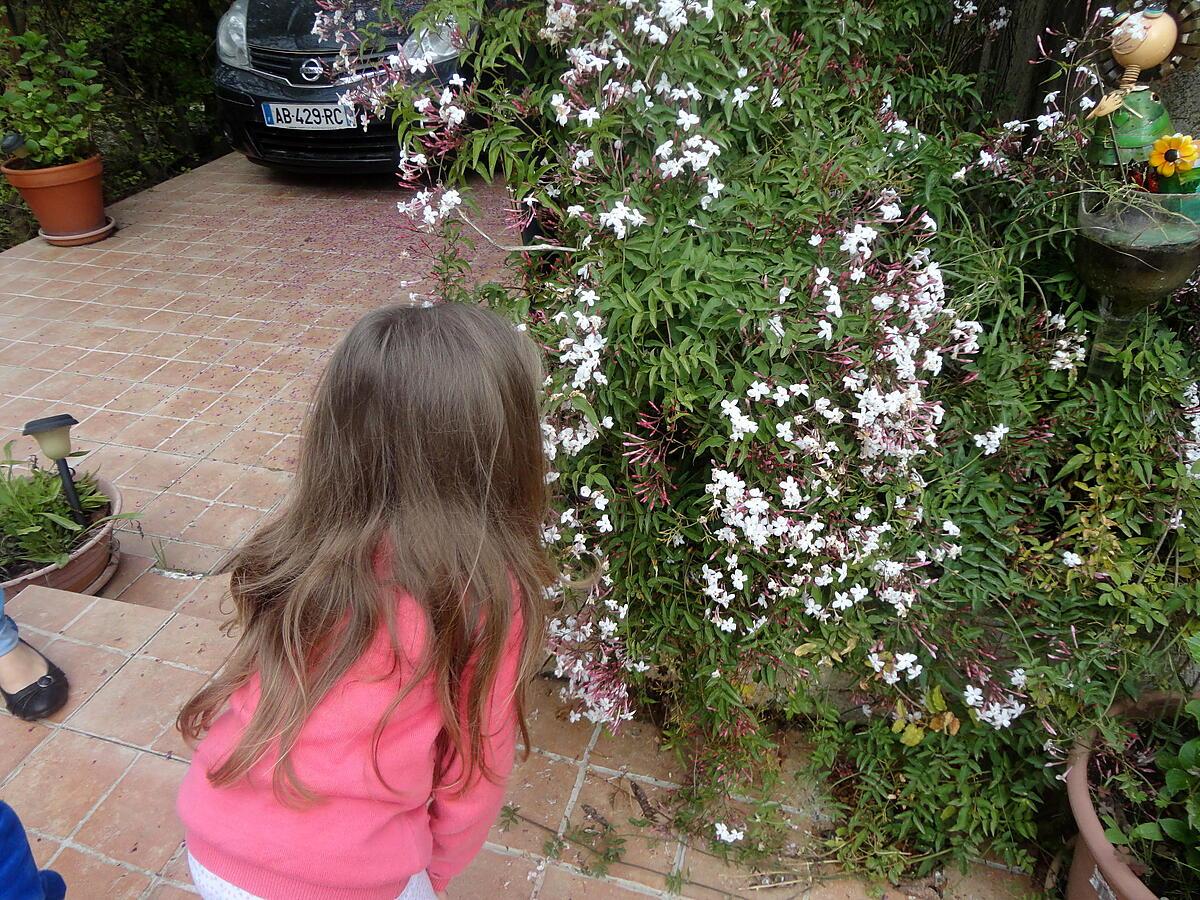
[246,0,423,49]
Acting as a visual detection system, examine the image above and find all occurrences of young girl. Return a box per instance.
[177,303,554,900]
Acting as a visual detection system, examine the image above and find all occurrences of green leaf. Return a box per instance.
[40,512,82,531]
[1159,818,1192,843]
[1129,822,1164,841]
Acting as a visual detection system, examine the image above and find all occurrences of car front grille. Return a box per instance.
[247,46,395,87]
[244,122,399,165]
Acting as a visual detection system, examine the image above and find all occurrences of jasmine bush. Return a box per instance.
[328,0,1200,878]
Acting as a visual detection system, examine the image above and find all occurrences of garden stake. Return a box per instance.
[21,414,86,526]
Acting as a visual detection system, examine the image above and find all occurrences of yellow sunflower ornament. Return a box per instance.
[1150,133,1198,177]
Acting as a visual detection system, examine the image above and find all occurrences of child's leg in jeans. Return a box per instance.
[0,801,66,900]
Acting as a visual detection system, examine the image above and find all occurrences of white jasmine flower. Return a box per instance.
[973,423,1009,455]
[714,822,744,843]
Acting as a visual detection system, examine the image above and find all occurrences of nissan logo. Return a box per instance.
[299,58,324,82]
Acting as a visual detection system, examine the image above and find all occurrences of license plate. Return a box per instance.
[261,102,355,130]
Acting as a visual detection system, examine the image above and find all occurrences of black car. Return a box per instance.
[214,0,460,173]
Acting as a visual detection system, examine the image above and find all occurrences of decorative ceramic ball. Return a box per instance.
[1112,7,1179,70]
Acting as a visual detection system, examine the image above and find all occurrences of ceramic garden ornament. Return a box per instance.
[1090,6,1179,119]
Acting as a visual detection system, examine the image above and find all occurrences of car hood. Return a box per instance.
[246,0,424,51]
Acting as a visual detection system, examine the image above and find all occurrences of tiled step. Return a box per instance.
[100,555,231,622]
[0,587,237,897]
[1,586,235,741]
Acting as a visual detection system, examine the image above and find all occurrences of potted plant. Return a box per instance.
[0,30,113,246]
[1066,684,1200,900]
[0,441,128,599]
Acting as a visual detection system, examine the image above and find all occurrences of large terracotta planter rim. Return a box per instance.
[1067,691,1200,900]
[0,475,122,595]
[1,153,103,188]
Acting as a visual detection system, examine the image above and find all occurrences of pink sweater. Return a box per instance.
[177,587,523,900]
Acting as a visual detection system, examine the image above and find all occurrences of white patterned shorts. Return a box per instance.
[188,853,438,900]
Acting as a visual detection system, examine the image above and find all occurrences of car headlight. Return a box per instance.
[402,20,459,66]
[217,0,250,69]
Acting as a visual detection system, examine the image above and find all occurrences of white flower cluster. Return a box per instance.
[951,0,1011,33]
[868,649,924,684]
[1047,313,1087,372]
[964,682,1027,729]
[539,0,580,44]
[656,134,723,203]
[596,200,648,239]
[720,398,759,441]
[411,80,470,130]
[1180,383,1200,477]
[972,423,1009,456]
[952,0,978,23]
[543,485,613,556]
[688,180,982,637]
[714,822,745,843]
[554,308,608,388]
[396,187,462,226]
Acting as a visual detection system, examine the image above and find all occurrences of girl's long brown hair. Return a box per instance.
[178,302,554,800]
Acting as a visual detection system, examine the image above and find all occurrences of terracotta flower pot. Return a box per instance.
[1066,692,1200,900]
[1,477,122,600]
[1,154,114,247]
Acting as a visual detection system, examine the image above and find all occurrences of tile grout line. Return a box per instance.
[530,723,601,899]
[672,840,688,889]
[0,640,143,790]
[52,595,103,635]
[0,718,58,791]
[526,748,817,821]
[52,604,198,748]
[549,860,672,898]
[140,840,200,899]
[44,748,144,866]
[55,722,192,765]
[31,819,188,886]
[19,621,225,679]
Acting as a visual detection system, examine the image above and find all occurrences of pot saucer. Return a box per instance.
[39,215,116,247]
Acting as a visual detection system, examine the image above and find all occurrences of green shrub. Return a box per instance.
[0,30,103,167]
[329,0,1200,879]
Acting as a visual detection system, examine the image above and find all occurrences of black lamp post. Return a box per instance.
[22,414,86,526]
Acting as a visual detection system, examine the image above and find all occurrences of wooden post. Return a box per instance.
[974,0,1089,122]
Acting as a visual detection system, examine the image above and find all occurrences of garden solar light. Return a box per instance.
[23,414,86,526]
[1,133,27,160]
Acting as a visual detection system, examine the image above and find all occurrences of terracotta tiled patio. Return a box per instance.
[1,155,1031,899]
